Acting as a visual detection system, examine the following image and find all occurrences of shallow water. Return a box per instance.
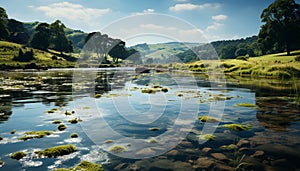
[0,69,299,171]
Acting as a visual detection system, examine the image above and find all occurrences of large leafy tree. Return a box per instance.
[0,7,10,40]
[29,23,51,50]
[49,20,73,53]
[258,0,300,55]
[8,19,30,44]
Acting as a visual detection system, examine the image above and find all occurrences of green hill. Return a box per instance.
[0,41,77,70]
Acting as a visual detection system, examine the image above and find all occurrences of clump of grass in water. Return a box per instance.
[35,144,76,158]
[223,124,250,131]
[52,161,103,171]
[68,118,79,124]
[198,134,216,141]
[149,127,159,131]
[0,160,4,166]
[19,130,53,141]
[109,145,127,153]
[10,151,27,160]
[52,120,62,124]
[104,140,113,143]
[236,103,256,107]
[198,116,220,123]
[70,133,78,138]
[57,124,67,131]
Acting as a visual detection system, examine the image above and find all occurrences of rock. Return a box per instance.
[136,148,156,157]
[166,150,178,156]
[114,163,128,170]
[211,153,228,161]
[237,139,250,147]
[251,150,264,158]
[129,164,140,171]
[179,141,193,148]
[202,147,212,154]
[194,157,214,169]
[214,163,233,171]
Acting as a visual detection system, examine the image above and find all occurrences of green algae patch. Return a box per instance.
[94,94,102,98]
[70,133,78,138]
[220,144,238,150]
[198,116,220,123]
[149,127,159,131]
[0,160,4,166]
[53,161,103,171]
[19,130,53,141]
[68,118,79,124]
[104,139,113,144]
[35,144,76,158]
[64,110,72,115]
[236,103,256,107]
[222,124,250,131]
[57,124,67,131]
[11,151,27,160]
[47,108,58,113]
[149,138,158,143]
[109,145,127,153]
[141,88,157,94]
[198,134,216,141]
[161,87,168,92]
[52,120,62,124]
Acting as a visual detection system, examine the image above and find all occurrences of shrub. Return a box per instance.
[35,144,76,158]
[11,151,26,160]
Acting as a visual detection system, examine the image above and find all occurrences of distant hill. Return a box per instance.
[130,42,201,63]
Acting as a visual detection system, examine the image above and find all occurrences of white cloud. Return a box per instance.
[212,14,228,21]
[143,9,155,13]
[206,22,224,31]
[169,3,221,12]
[174,0,189,2]
[34,2,111,21]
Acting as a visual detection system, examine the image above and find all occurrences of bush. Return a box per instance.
[11,151,27,160]
[236,56,249,61]
[13,48,35,62]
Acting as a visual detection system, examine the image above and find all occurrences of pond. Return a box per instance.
[0,68,299,171]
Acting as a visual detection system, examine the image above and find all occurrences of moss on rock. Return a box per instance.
[35,144,76,158]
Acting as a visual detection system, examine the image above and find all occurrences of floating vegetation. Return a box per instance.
[11,151,27,160]
[47,108,58,113]
[177,93,183,97]
[57,124,67,131]
[198,134,216,141]
[19,130,53,141]
[149,127,159,131]
[0,137,3,141]
[53,161,103,171]
[198,116,220,123]
[94,94,102,98]
[0,160,3,166]
[35,144,76,158]
[222,124,250,131]
[70,133,78,138]
[52,120,62,124]
[109,145,127,153]
[10,130,16,134]
[141,88,157,94]
[130,87,139,91]
[161,87,168,92]
[64,110,72,115]
[149,138,158,143]
[208,95,233,101]
[68,118,79,124]
[104,140,113,144]
[236,103,256,107]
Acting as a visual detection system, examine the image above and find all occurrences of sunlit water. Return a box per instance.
[0,69,299,170]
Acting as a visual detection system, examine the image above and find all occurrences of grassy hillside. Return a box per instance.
[131,42,201,63]
[0,41,77,69]
[188,50,300,79]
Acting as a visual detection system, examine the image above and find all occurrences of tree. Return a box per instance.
[0,7,10,40]
[49,20,73,53]
[108,40,126,63]
[29,23,50,50]
[258,0,300,55]
[235,48,248,57]
[8,19,29,44]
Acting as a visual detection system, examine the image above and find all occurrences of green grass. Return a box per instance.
[109,145,127,153]
[19,130,53,141]
[0,41,77,70]
[236,103,256,107]
[35,144,76,158]
[188,50,300,79]
[53,161,103,171]
[10,151,27,160]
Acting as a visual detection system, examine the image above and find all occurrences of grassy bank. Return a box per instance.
[0,41,77,70]
[188,50,300,79]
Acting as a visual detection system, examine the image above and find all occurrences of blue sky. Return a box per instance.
[1,0,298,46]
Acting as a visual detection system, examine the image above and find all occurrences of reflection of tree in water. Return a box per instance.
[256,98,299,131]
[0,95,12,123]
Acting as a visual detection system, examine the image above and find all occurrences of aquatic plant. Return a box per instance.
[0,160,3,166]
[94,94,102,98]
[64,110,72,115]
[149,138,158,143]
[70,133,78,138]
[47,108,58,113]
[10,130,16,134]
[104,139,113,143]
[0,136,3,141]
[10,151,27,160]
[198,134,216,141]
[109,145,127,153]
[68,118,78,124]
[57,124,67,131]
[220,144,238,150]
[177,93,183,97]
[19,130,53,141]
[149,127,159,131]
[161,87,168,92]
[53,161,103,171]
[35,144,76,158]
[223,124,250,131]
[141,88,156,94]
[236,103,256,107]
[52,120,62,124]
[198,116,219,123]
